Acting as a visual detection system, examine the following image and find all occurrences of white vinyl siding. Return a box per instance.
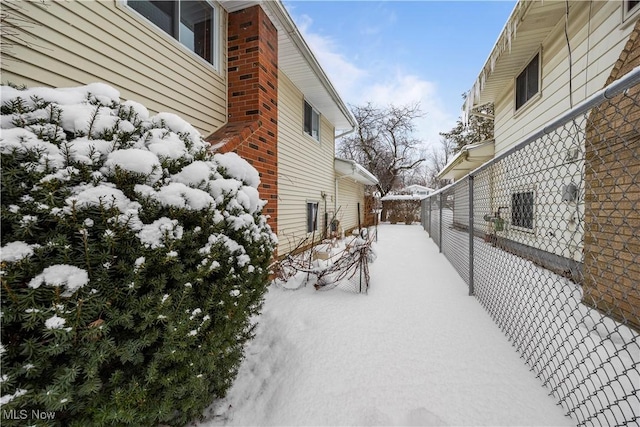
[336,178,365,234]
[487,1,633,262]
[493,1,634,155]
[277,73,336,254]
[0,0,227,136]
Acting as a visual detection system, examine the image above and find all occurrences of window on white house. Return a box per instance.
[511,191,534,230]
[127,0,216,66]
[623,0,640,21]
[515,53,540,110]
[304,101,320,140]
[306,202,319,233]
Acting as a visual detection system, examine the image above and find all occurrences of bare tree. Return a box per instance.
[413,137,456,189]
[1,1,45,61]
[337,102,426,198]
[412,95,493,189]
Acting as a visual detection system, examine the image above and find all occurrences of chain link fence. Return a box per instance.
[422,68,640,426]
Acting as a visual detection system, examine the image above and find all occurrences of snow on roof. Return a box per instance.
[380,194,426,201]
[335,158,379,186]
[463,1,569,122]
[405,184,434,192]
[437,139,495,181]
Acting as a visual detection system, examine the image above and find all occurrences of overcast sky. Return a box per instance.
[284,0,516,149]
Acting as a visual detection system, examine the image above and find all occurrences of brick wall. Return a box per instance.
[583,19,640,331]
[207,5,278,234]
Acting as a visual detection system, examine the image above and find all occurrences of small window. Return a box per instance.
[127,0,217,66]
[306,202,319,233]
[626,0,640,12]
[511,191,534,230]
[304,101,320,140]
[515,53,540,110]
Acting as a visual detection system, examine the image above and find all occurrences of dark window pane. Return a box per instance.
[180,1,213,63]
[307,202,318,232]
[129,0,215,65]
[527,54,539,99]
[304,102,313,135]
[511,191,534,229]
[515,53,539,110]
[129,0,175,36]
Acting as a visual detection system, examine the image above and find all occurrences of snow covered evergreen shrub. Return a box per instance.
[0,84,276,426]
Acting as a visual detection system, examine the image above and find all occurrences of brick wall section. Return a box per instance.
[206,5,278,234]
[584,19,640,331]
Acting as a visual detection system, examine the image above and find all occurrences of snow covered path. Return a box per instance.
[200,224,574,426]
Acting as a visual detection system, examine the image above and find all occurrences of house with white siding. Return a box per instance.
[1,0,374,256]
[437,0,639,253]
[440,0,639,181]
[436,0,639,326]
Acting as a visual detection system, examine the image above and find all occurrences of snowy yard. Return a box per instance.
[199,224,573,426]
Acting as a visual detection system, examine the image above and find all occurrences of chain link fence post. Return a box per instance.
[419,68,640,426]
[438,193,443,253]
[468,175,475,296]
[427,196,433,236]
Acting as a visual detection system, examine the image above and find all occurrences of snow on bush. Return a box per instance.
[0,84,276,426]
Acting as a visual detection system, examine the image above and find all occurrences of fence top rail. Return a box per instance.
[463,65,640,178]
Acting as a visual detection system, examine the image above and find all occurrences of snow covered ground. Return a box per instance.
[198,224,574,426]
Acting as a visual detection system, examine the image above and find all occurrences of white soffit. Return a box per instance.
[467,0,568,109]
[221,0,356,132]
[437,140,495,181]
[335,158,379,186]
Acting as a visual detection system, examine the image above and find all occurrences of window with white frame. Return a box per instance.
[623,0,640,21]
[515,53,540,111]
[511,191,534,230]
[127,0,217,67]
[306,202,319,233]
[304,100,320,140]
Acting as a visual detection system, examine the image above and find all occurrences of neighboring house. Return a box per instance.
[403,184,434,197]
[1,0,373,256]
[378,185,432,223]
[334,158,379,236]
[437,0,639,327]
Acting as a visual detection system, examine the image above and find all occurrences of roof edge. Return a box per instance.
[263,1,357,132]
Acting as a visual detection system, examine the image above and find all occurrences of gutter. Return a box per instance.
[335,126,357,140]
[437,139,494,180]
[335,158,379,186]
[334,157,379,215]
[463,0,534,119]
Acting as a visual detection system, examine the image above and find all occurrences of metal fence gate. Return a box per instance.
[421,68,640,426]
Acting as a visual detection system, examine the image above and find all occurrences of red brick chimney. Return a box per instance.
[207,5,278,234]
